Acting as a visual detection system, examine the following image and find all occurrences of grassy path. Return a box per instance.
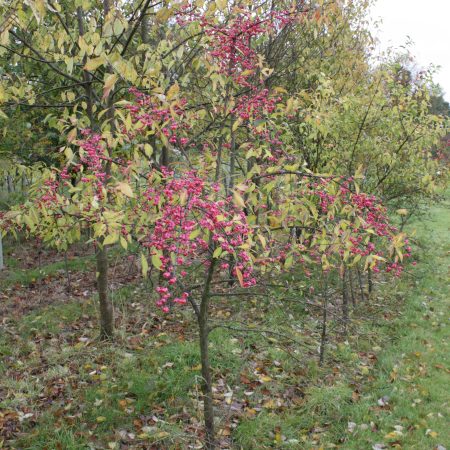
[332,199,450,449]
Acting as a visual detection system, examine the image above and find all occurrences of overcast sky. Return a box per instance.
[369,0,450,100]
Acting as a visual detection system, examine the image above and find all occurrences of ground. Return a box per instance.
[0,197,449,449]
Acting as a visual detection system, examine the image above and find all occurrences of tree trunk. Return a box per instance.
[367,267,373,295]
[78,5,114,339]
[96,245,114,339]
[319,293,327,366]
[7,175,13,193]
[367,236,373,295]
[342,268,349,335]
[357,266,365,302]
[199,320,215,449]
[349,268,356,307]
[198,258,217,449]
[0,233,4,270]
[64,250,71,294]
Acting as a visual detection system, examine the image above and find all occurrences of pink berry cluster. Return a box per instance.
[126,88,190,147]
[136,168,255,311]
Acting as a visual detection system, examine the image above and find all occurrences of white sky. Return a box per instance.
[370,0,450,100]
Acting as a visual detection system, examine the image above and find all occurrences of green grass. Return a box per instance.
[234,197,450,449]
[1,197,448,449]
[1,254,95,286]
[328,198,450,450]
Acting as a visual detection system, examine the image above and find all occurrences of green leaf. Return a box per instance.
[284,255,293,269]
[189,229,201,240]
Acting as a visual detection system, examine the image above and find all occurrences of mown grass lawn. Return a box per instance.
[0,196,448,449]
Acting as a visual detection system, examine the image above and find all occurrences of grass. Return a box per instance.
[1,196,448,449]
[2,256,94,286]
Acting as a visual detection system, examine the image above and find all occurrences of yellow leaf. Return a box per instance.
[259,375,272,383]
[0,84,7,103]
[167,82,179,100]
[144,143,153,157]
[141,253,149,277]
[232,118,242,131]
[385,431,402,439]
[286,97,294,113]
[119,236,128,250]
[274,431,282,443]
[233,191,245,208]
[257,233,267,248]
[116,182,134,198]
[155,431,170,439]
[96,416,107,423]
[151,252,162,270]
[103,73,118,100]
[67,128,77,143]
[64,147,74,161]
[263,399,276,409]
[235,267,244,287]
[103,234,118,246]
[30,0,46,22]
[84,55,106,71]
[156,7,171,22]
[215,0,227,11]
[425,429,438,438]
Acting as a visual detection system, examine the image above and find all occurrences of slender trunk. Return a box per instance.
[37,240,42,269]
[227,114,236,196]
[64,250,71,294]
[0,233,4,270]
[96,244,114,339]
[357,266,365,301]
[140,11,149,44]
[367,237,373,295]
[199,321,215,449]
[319,293,327,366]
[367,267,373,295]
[227,114,237,287]
[342,268,349,336]
[198,258,217,449]
[161,146,170,167]
[7,175,13,193]
[349,268,356,307]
